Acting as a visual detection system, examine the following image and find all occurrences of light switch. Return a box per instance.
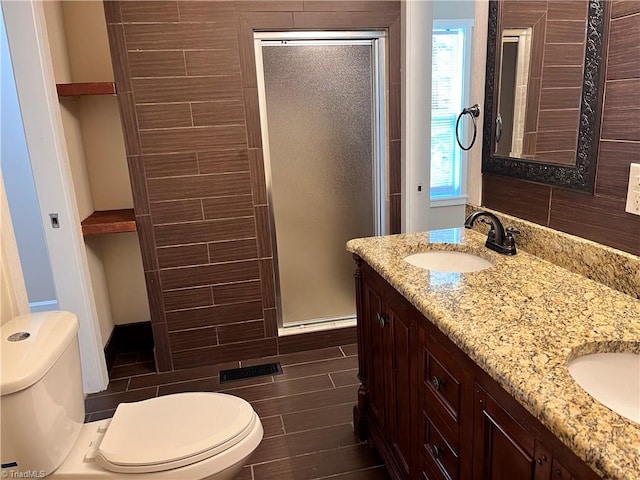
[625,163,640,216]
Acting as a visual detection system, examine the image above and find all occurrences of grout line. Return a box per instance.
[328,373,336,389]
[278,415,286,435]
[338,345,346,357]
[250,465,255,480]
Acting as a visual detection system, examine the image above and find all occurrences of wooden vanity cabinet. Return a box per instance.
[353,257,601,480]
[357,260,417,480]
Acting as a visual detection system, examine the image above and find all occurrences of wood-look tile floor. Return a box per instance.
[85,344,391,480]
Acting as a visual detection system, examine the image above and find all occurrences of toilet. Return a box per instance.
[0,312,263,479]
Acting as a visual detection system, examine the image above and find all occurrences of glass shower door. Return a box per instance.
[258,35,385,327]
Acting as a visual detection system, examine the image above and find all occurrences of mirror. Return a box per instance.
[482,0,607,192]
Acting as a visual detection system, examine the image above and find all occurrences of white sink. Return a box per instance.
[404,251,493,273]
[568,352,640,424]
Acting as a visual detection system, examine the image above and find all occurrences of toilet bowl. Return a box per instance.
[0,312,263,479]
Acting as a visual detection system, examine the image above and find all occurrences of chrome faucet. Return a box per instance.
[464,210,519,255]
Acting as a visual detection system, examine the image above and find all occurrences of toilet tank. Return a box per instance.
[1,312,85,476]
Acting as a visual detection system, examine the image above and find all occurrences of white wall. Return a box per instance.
[1,12,57,309]
[402,0,432,233]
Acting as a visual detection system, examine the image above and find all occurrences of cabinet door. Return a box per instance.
[473,384,536,480]
[362,275,390,432]
[387,290,414,478]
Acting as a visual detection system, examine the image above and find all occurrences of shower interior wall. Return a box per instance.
[103,1,402,371]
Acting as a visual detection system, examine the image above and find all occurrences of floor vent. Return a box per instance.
[220,362,283,384]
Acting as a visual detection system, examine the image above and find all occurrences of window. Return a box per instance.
[431,24,472,202]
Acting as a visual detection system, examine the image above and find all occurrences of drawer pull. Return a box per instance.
[430,443,441,459]
[376,312,387,327]
[431,375,446,391]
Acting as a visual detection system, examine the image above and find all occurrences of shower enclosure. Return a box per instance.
[254,31,387,328]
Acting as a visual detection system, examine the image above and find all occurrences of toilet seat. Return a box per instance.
[96,392,257,474]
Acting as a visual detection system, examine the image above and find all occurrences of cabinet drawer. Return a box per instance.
[423,412,460,480]
[423,336,462,424]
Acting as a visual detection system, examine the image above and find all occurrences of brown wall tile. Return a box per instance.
[248,149,267,205]
[124,23,237,51]
[133,76,242,104]
[136,214,159,270]
[482,174,551,226]
[169,326,217,352]
[144,153,199,179]
[532,150,576,165]
[549,189,640,255]
[140,125,247,154]
[537,109,581,132]
[117,93,142,155]
[217,320,265,344]
[103,1,122,24]
[160,260,260,291]
[185,50,241,77]
[147,172,251,202]
[166,300,264,330]
[541,66,583,88]
[163,287,213,312]
[606,14,640,80]
[254,206,272,258]
[126,155,150,214]
[198,149,250,174]
[611,0,640,18]
[137,103,192,130]
[236,1,303,12]
[542,43,585,67]
[145,270,165,323]
[389,83,401,140]
[172,338,277,370]
[389,140,401,194]
[243,87,262,148]
[177,1,236,21]
[157,243,209,269]
[545,20,588,43]
[303,1,399,12]
[120,1,179,22]
[390,194,401,234]
[128,51,186,78]
[604,79,640,109]
[191,101,245,126]
[535,129,579,152]
[259,258,276,309]
[539,87,582,110]
[547,1,588,21]
[209,238,259,263]
[600,107,640,141]
[264,308,278,338]
[154,217,256,247]
[106,24,131,92]
[151,322,173,371]
[278,326,357,354]
[202,195,254,220]
[213,280,262,305]
[292,11,399,29]
[595,141,640,199]
[389,18,401,85]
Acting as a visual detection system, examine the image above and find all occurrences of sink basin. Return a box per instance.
[568,352,640,424]
[404,251,493,273]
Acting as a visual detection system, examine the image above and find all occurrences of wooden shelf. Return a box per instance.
[56,82,116,96]
[81,209,136,236]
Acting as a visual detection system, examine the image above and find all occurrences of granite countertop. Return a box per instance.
[346,228,640,480]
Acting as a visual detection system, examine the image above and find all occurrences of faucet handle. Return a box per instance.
[505,227,520,237]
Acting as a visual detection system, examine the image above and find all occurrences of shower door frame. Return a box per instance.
[254,30,388,329]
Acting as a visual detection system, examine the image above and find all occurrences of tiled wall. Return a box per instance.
[103,1,401,371]
[484,0,640,256]
[501,0,588,164]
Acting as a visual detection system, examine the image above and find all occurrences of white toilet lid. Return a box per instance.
[96,392,256,474]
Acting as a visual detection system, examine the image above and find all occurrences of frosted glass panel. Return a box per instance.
[262,44,374,325]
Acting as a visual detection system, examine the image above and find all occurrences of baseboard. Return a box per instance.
[104,322,154,371]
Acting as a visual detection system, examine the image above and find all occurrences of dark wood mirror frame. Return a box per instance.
[482,0,607,192]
